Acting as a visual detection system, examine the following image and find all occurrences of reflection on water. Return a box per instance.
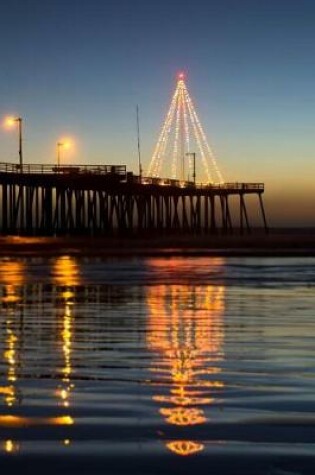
[3,438,20,454]
[0,257,79,453]
[0,261,24,305]
[0,261,24,454]
[53,257,78,441]
[0,415,74,427]
[53,255,80,291]
[146,258,225,456]
[0,261,24,403]
[0,255,314,473]
[59,303,73,408]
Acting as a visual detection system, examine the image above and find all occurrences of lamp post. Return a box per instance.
[57,139,72,169]
[4,116,23,172]
[186,152,196,184]
[57,142,63,168]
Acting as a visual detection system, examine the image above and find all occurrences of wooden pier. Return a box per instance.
[0,162,267,235]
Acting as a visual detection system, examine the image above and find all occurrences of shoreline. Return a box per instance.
[0,231,315,257]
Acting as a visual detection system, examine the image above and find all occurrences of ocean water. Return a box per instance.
[0,255,314,474]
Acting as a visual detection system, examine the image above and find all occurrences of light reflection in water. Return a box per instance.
[3,439,20,454]
[166,440,204,456]
[0,261,25,305]
[58,302,74,410]
[0,261,25,407]
[0,261,24,454]
[53,255,80,299]
[146,258,225,456]
[53,256,79,444]
[0,415,74,426]
[0,257,80,453]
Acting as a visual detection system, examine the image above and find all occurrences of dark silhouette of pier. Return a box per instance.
[0,162,267,236]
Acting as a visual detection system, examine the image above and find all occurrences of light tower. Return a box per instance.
[147,73,224,184]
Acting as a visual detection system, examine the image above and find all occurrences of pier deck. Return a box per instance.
[0,162,267,235]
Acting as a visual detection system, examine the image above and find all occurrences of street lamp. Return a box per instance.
[4,116,23,172]
[57,139,72,168]
[186,152,196,184]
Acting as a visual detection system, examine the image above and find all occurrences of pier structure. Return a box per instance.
[0,162,267,235]
[0,74,268,236]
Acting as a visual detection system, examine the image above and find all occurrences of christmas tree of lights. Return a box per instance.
[147,73,224,184]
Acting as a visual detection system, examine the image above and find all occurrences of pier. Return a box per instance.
[0,162,267,236]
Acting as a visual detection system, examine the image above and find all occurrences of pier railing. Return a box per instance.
[0,162,264,191]
[0,162,127,177]
[140,177,264,191]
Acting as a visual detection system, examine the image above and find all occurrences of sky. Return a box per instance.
[0,0,314,226]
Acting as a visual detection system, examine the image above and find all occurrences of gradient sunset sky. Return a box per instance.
[0,0,314,226]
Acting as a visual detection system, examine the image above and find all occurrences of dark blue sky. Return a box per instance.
[0,0,314,224]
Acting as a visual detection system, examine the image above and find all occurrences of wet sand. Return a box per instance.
[0,229,314,256]
[0,256,314,474]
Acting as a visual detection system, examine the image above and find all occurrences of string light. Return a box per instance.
[171,96,181,178]
[148,87,179,177]
[147,75,224,183]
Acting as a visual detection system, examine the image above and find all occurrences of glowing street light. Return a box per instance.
[3,116,23,172]
[57,139,73,168]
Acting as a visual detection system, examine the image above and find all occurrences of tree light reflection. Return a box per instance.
[146,275,225,456]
